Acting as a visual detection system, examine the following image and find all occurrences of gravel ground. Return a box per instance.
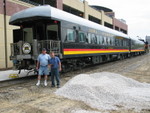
[0,53,150,113]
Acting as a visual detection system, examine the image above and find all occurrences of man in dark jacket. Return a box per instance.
[49,52,61,88]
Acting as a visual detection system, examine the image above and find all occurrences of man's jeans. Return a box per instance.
[51,68,60,86]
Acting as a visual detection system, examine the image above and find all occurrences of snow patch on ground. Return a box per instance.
[55,72,150,112]
[0,70,35,81]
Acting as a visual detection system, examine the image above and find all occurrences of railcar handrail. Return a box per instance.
[10,40,61,60]
[10,41,24,56]
[37,40,61,55]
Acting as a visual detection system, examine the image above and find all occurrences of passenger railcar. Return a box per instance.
[130,39,146,56]
[9,5,145,72]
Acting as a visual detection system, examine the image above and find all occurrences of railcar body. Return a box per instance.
[130,39,145,55]
[9,5,145,72]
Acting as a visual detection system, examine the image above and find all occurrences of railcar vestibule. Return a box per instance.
[13,19,60,43]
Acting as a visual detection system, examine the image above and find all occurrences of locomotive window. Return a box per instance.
[79,31,85,42]
[67,29,76,42]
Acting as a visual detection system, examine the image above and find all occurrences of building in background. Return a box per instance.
[0,0,128,69]
[91,5,127,34]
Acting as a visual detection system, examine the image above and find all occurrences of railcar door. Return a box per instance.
[13,29,22,43]
[35,22,46,41]
[34,20,61,55]
[13,24,33,43]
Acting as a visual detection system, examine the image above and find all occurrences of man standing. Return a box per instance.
[49,52,61,88]
[36,48,51,86]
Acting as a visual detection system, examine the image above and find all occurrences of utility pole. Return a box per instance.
[3,0,8,68]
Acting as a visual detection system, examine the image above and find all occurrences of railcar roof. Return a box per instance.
[9,5,129,39]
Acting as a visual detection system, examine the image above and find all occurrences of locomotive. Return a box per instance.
[9,5,145,72]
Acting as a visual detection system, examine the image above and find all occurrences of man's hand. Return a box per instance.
[36,66,38,70]
[59,67,62,72]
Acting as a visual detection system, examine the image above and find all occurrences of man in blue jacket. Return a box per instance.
[49,51,61,88]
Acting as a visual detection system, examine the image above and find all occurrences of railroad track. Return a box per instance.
[0,76,36,89]
[0,60,118,89]
[0,54,149,89]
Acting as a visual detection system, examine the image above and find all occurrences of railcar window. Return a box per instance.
[91,34,96,44]
[85,35,88,43]
[79,31,85,42]
[104,37,107,45]
[118,39,121,46]
[23,28,33,43]
[122,40,123,46]
[87,33,91,43]
[123,40,126,46]
[108,37,111,45]
[126,40,129,46]
[124,40,126,46]
[111,37,115,46]
[99,35,102,45]
[67,29,76,42]
[47,24,58,40]
[106,37,108,45]
[120,39,123,46]
[115,38,119,46]
[118,39,120,46]
[96,35,100,44]
[102,36,104,45]
[109,37,112,45]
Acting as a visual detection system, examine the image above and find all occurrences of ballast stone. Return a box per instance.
[55,72,150,111]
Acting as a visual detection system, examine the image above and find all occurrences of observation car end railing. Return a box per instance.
[10,40,61,61]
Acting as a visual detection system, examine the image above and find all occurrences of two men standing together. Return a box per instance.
[36,48,61,88]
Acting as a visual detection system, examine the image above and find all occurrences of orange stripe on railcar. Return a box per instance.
[63,49,130,55]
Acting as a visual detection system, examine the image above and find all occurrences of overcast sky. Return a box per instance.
[85,0,150,40]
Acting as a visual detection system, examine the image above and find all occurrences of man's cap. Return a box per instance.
[42,48,46,51]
